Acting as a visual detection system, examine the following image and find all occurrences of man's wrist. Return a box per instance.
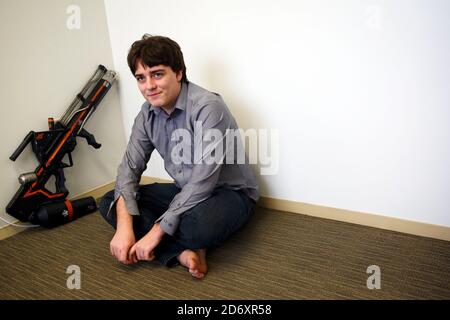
[117,211,133,231]
[116,197,133,231]
[152,223,165,239]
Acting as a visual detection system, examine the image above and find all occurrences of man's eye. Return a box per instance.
[152,72,163,79]
[136,77,144,82]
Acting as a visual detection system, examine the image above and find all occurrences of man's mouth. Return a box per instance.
[148,92,161,98]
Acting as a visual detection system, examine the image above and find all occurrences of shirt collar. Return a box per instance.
[147,81,188,119]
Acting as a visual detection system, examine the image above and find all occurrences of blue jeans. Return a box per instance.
[98,183,255,267]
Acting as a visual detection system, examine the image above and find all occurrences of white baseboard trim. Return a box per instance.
[0,221,27,240]
[2,176,449,242]
[258,197,450,242]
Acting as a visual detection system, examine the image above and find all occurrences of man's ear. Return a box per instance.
[176,70,183,82]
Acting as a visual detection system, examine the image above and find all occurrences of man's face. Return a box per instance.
[134,61,182,113]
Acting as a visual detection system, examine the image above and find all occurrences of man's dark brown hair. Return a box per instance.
[127,34,188,82]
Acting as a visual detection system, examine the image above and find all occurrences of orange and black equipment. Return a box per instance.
[6,65,116,227]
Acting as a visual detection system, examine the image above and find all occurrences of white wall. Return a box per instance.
[0,0,126,227]
[104,0,450,227]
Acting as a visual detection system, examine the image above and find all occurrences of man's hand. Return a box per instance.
[110,196,138,265]
[129,223,165,261]
[110,228,137,265]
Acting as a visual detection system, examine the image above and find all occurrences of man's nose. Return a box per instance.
[145,77,156,90]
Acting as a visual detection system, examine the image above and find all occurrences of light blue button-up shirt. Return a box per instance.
[109,81,259,235]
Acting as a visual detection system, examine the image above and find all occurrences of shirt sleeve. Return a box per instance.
[107,110,154,219]
[155,101,232,235]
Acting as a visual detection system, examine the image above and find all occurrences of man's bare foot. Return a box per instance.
[177,249,207,279]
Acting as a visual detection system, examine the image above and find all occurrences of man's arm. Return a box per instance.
[109,196,137,264]
[109,109,154,264]
[108,109,155,220]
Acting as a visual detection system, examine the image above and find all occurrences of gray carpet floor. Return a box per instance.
[0,206,449,299]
